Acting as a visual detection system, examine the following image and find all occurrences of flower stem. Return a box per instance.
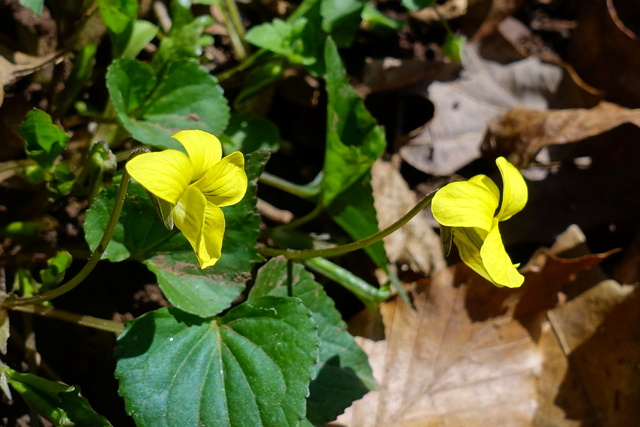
[258,191,436,260]
[7,304,125,334]
[259,171,322,200]
[305,257,391,308]
[3,169,132,308]
[219,0,249,61]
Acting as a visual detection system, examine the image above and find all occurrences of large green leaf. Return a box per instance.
[106,58,230,150]
[3,368,111,426]
[321,38,386,207]
[250,258,376,425]
[116,298,319,426]
[223,113,281,154]
[85,151,270,317]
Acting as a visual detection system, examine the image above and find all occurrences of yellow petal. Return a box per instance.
[431,174,500,232]
[453,230,494,284]
[194,151,248,207]
[126,150,192,204]
[480,224,524,288]
[173,186,224,269]
[496,157,528,221]
[199,201,225,269]
[172,130,223,181]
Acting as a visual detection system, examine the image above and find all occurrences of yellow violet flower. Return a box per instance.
[431,157,528,288]
[126,130,248,269]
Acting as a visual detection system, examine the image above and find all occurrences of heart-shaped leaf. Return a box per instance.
[116,297,319,426]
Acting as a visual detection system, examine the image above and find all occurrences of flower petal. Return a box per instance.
[453,230,494,284]
[172,130,223,181]
[194,151,248,207]
[496,157,528,221]
[173,185,225,269]
[480,224,524,288]
[126,150,192,204]
[173,185,206,263]
[431,174,500,231]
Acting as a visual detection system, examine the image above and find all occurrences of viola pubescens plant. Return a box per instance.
[125,130,248,269]
[431,157,528,288]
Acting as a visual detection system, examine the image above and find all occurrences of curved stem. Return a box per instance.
[259,171,322,200]
[7,304,125,334]
[259,191,436,260]
[305,257,391,308]
[4,169,132,307]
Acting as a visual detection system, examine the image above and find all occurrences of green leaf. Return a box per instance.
[319,0,366,47]
[250,258,376,425]
[121,20,159,60]
[39,251,73,288]
[3,368,112,426]
[442,33,465,63]
[18,0,43,17]
[107,58,230,150]
[97,0,138,57]
[321,38,386,207]
[402,0,435,12]
[326,173,388,269]
[361,3,405,35]
[116,299,319,427]
[153,15,214,69]
[245,18,322,67]
[84,151,270,317]
[223,113,281,153]
[20,109,70,169]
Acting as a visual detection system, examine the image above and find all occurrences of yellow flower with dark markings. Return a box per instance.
[431,157,528,288]
[126,130,247,269]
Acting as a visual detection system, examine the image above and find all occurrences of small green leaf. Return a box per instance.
[18,0,43,16]
[250,258,376,425]
[3,368,112,426]
[223,113,281,153]
[319,0,366,47]
[39,251,73,288]
[361,3,405,35]
[153,15,214,69]
[442,33,465,62]
[97,0,137,34]
[116,299,319,427]
[20,109,70,169]
[107,58,230,150]
[121,20,159,60]
[245,18,322,67]
[321,38,386,207]
[402,0,435,12]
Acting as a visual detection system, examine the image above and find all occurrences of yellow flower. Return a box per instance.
[126,130,248,269]
[431,157,528,288]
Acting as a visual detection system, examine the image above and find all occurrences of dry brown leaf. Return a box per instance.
[0,44,61,107]
[336,266,542,427]
[410,0,468,22]
[371,157,446,276]
[482,101,640,168]
[399,42,566,175]
[470,0,526,42]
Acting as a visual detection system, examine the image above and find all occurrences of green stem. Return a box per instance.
[305,257,391,307]
[259,191,436,260]
[4,169,131,307]
[7,304,124,334]
[259,171,322,200]
[219,0,249,61]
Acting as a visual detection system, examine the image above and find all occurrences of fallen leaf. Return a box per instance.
[399,42,566,175]
[371,156,446,276]
[336,266,542,426]
[0,44,61,106]
[482,101,640,168]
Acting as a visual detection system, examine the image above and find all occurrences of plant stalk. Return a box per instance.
[8,304,124,334]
